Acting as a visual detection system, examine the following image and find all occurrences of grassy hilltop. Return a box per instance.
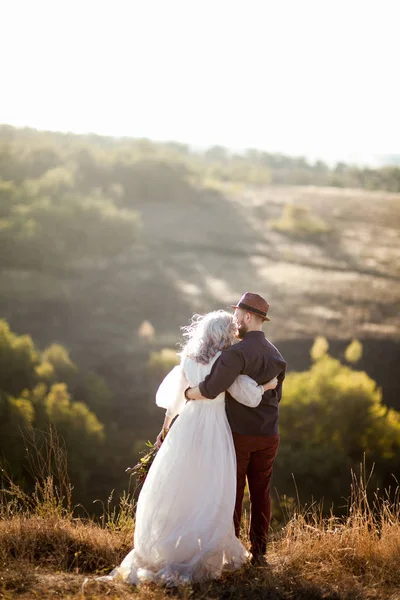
[1,451,399,600]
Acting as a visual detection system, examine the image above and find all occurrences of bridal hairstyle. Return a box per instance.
[180,310,237,364]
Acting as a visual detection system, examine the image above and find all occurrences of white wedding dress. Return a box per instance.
[105,352,264,585]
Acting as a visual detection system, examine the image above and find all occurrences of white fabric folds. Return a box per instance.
[103,353,263,585]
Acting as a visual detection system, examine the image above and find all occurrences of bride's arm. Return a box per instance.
[155,414,173,448]
[184,385,204,400]
[228,375,278,408]
[154,361,188,446]
[187,375,278,407]
[185,347,243,400]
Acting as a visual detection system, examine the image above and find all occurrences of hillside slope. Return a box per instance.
[1,182,399,411]
[2,183,398,344]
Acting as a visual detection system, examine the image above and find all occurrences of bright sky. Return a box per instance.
[1,0,399,164]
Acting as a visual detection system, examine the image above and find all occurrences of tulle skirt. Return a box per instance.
[107,398,248,585]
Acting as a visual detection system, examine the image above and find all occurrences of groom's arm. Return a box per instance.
[186,348,244,401]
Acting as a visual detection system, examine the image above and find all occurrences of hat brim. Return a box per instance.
[231,305,271,321]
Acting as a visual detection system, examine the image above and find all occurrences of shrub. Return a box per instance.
[147,348,180,382]
[270,203,331,237]
[275,338,400,507]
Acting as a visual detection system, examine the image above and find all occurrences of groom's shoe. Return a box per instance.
[250,554,270,567]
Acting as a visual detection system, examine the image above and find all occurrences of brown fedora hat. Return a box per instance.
[232,292,271,321]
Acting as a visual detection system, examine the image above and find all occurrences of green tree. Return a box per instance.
[0,320,106,497]
[345,339,363,364]
[42,344,77,382]
[0,319,38,396]
[310,336,329,361]
[275,344,400,508]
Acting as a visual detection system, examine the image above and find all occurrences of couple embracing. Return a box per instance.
[106,292,286,585]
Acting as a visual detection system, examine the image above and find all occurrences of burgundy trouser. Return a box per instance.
[232,432,280,558]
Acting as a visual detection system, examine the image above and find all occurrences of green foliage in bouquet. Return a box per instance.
[126,441,159,483]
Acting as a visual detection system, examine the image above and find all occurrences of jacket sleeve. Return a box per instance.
[199,347,244,399]
[273,359,286,403]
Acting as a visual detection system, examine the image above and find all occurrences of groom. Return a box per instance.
[185,292,286,565]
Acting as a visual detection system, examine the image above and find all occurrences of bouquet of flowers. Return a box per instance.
[126,429,168,482]
[126,441,158,482]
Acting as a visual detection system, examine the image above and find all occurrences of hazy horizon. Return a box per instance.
[1,0,399,167]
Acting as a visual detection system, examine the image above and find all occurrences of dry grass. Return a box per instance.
[270,475,400,600]
[1,434,400,600]
[0,514,130,574]
[1,504,400,600]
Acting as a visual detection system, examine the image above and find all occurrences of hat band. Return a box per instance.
[238,302,267,317]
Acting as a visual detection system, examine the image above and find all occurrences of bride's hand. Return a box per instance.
[263,376,278,392]
[155,431,164,449]
[155,427,169,449]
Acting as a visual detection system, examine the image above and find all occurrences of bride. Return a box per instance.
[104,310,277,585]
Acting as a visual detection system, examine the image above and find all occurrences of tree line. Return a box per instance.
[1,318,398,512]
[1,125,400,195]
